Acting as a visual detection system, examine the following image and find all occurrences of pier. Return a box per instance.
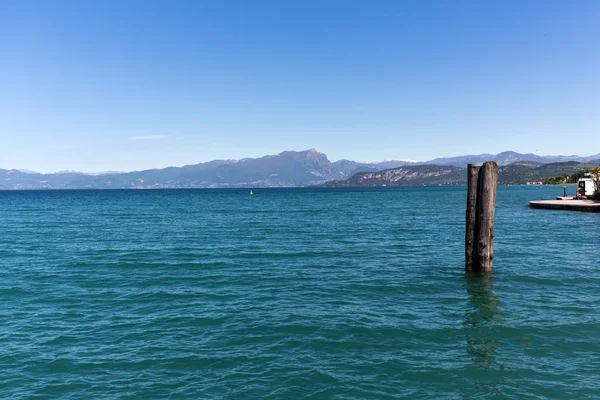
[530,199,600,212]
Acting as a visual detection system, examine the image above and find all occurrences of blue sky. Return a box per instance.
[1,0,599,173]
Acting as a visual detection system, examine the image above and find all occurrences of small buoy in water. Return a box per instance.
[250,190,253,195]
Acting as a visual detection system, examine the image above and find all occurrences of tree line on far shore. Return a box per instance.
[542,165,600,186]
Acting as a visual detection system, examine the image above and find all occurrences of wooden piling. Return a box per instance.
[465,163,482,273]
[477,162,498,271]
[466,161,498,273]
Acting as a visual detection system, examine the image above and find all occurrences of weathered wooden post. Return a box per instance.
[465,163,482,273]
[466,161,498,272]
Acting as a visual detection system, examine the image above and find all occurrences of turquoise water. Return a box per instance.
[1,186,599,399]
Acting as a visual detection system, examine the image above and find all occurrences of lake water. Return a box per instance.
[1,186,598,399]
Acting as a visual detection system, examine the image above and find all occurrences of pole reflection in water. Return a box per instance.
[463,273,507,394]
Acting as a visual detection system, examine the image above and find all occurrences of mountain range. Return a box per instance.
[426,151,600,167]
[323,161,600,187]
[1,149,599,189]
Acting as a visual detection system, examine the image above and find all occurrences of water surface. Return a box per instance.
[1,186,598,398]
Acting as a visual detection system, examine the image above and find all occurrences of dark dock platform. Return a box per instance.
[530,199,600,212]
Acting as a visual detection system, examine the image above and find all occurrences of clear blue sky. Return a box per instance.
[1,0,599,173]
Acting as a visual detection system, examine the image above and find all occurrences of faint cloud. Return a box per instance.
[131,135,169,141]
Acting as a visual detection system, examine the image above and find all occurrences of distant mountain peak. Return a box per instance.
[279,148,323,156]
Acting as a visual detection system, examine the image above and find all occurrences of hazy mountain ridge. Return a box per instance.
[1,149,599,189]
[324,165,466,187]
[0,150,418,189]
[323,159,600,187]
[499,161,600,183]
[426,151,600,167]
